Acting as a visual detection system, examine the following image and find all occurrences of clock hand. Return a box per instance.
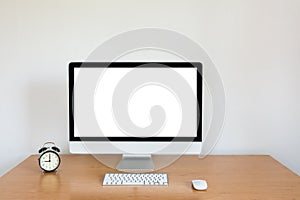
[49,154,51,162]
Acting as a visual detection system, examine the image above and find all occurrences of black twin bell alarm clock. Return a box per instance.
[38,142,61,172]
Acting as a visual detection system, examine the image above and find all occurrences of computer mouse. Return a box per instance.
[192,180,208,191]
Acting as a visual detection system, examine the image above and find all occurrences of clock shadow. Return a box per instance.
[38,172,61,193]
[37,171,71,199]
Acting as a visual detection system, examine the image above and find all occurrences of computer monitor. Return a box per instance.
[68,62,202,171]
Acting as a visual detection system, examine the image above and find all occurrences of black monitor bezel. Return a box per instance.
[69,62,202,142]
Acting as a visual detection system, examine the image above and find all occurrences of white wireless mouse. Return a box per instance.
[192,180,208,191]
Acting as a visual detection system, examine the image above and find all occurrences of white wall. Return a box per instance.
[1,0,299,176]
[208,1,300,177]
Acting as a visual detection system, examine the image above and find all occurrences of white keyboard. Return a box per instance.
[103,173,168,186]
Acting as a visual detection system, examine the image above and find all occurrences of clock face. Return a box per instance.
[39,151,60,172]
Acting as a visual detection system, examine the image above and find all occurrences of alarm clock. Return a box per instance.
[38,142,61,172]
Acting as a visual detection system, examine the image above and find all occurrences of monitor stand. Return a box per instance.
[116,154,155,171]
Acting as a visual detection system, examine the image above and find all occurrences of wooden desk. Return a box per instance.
[0,155,299,200]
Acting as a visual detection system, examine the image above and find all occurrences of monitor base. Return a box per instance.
[116,154,155,171]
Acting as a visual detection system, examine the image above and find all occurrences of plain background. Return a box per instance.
[0,0,299,176]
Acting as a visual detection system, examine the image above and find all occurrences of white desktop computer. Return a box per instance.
[68,62,202,171]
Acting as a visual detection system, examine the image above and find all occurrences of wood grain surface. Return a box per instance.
[0,155,299,200]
